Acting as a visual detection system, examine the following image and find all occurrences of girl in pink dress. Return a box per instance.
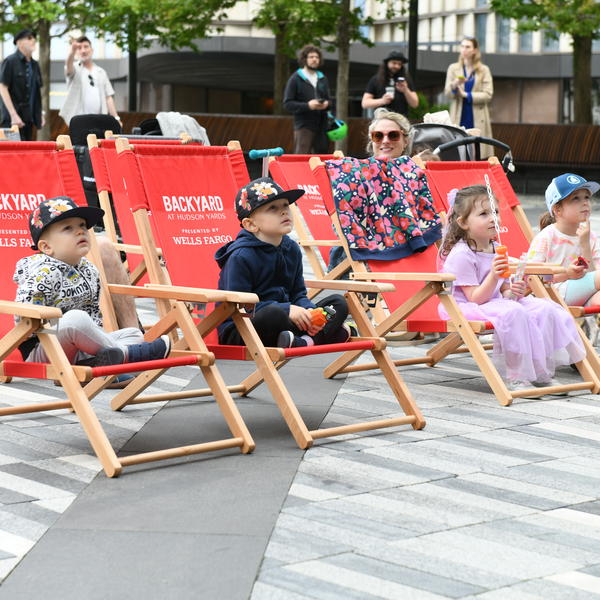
[438,185,585,392]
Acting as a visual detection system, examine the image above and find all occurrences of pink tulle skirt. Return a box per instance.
[439,296,586,383]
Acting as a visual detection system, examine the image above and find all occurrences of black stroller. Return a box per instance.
[410,123,515,173]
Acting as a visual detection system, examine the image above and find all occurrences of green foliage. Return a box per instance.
[252,0,375,58]
[0,1,90,38]
[93,0,238,52]
[408,92,448,121]
[490,0,600,37]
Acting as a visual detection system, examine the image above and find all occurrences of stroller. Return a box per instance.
[410,123,514,173]
[69,114,122,213]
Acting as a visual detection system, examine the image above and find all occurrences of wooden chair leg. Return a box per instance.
[38,331,122,477]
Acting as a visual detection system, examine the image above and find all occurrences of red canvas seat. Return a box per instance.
[309,157,599,406]
[109,140,425,447]
[0,138,255,477]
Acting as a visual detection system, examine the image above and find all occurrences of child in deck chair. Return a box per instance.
[528,173,600,307]
[216,177,353,348]
[438,185,585,394]
[14,196,171,366]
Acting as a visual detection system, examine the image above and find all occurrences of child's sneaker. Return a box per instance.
[77,346,125,367]
[533,378,569,396]
[507,380,539,399]
[126,335,171,362]
[276,331,308,348]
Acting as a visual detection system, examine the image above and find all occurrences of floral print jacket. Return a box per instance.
[325,156,441,260]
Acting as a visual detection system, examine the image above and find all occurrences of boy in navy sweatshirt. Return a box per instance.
[215,177,352,348]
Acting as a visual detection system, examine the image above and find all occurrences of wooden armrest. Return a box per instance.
[108,284,258,305]
[569,306,585,317]
[298,240,342,247]
[0,300,62,319]
[304,279,395,293]
[350,272,456,282]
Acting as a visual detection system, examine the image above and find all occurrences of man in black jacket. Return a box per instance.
[0,29,43,141]
[283,45,331,154]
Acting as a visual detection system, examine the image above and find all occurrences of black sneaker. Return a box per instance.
[77,347,125,367]
[126,335,171,363]
[276,331,308,348]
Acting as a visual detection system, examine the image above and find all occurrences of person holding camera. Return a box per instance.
[283,45,331,154]
[361,51,418,117]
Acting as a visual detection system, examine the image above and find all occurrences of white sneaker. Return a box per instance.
[533,378,569,396]
[508,380,540,399]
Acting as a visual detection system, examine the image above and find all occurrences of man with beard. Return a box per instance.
[361,51,418,117]
[0,29,43,140]
[284,45,331,154]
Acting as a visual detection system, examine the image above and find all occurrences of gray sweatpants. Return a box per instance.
[27,309,143,364]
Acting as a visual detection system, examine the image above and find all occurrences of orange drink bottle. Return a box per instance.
[496,245,510,278]
[310,306,336,328]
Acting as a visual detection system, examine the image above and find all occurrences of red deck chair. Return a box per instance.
[88,135,201,284]
[423,158,600,377]
[109,139,425,448]
[0,138,255,476]
[309,157,600,406]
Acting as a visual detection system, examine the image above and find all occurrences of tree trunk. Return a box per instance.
[37,20,51,141]
[335,0,350,153]
[128,15,138,112]
[273,31,289,115]
[573,34,592,124]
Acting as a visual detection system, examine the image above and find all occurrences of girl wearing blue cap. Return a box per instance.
[528,173,600,308]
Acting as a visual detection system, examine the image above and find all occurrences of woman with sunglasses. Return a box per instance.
[366,108,411,159]
[444,36,494,157]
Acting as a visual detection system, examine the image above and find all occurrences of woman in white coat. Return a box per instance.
[445,37,494,156]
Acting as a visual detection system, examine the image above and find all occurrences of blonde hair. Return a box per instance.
[439,184,489,258]
[366,108,411,155]
[458,36,482,73]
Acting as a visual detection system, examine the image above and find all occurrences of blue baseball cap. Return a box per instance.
[545,173,600,213]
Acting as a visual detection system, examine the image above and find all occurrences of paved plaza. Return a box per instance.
[0,196,599,598]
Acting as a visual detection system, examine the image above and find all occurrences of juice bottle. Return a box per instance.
[310,306,336,328]
[495,245,510,278]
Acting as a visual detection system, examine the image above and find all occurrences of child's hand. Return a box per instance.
[509,278,527,299]
[289,305,313,332]
[492,253,509,278]
[567,260,587,280]
[577,219,591,246]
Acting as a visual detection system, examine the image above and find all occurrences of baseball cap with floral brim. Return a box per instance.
[235,177,304,221]
[545,173,600,214]
[29,196,104,250]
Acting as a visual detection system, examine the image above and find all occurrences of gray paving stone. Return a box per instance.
[0,487,36,505]
[323,552,486,598]
[476,578,600,599]
[0,464,87,495]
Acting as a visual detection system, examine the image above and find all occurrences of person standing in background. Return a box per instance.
[59,36,120,126]
[445,36,494,156]
[283,45,331,154]
[0,29,43,141]
[361,51,418,117]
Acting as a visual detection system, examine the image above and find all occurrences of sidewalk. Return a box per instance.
[0,192,600,598]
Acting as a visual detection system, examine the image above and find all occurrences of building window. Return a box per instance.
[476,0,487,7]
[475,14,487,51]
[543,31,559,51]
[519,30,533,52]
[496,17,510,52]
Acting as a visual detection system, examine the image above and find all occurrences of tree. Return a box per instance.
[490,0,600,124]
[94,0,239,111]
[0,1,91,140]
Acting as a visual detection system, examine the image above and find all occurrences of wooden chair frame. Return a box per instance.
[309,157,600,406]
[108,138,426,448]
[0,137,255,477]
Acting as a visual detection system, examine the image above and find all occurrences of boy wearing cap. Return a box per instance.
[14,197,171,367]
[215,177,352,348]
[528,173,600,307]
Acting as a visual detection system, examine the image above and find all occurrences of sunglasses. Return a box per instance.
[370,130,406,142]
[88,74,94,87]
